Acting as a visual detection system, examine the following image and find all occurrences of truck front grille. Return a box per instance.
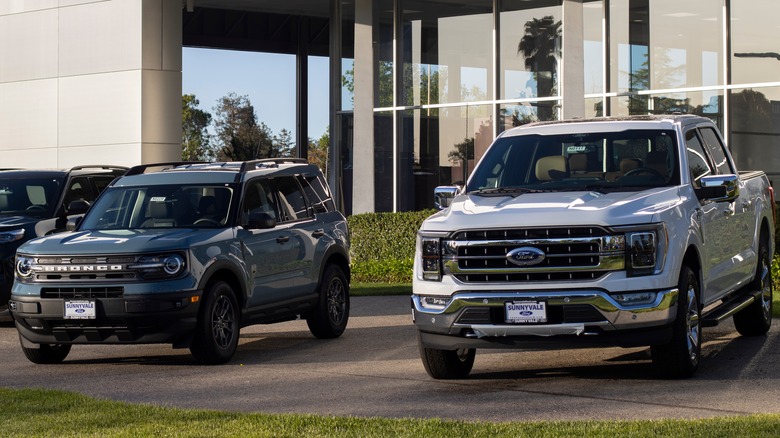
[444,226,625,284]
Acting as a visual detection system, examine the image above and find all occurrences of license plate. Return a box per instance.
[505,301,547,323]
[64,300,96,319]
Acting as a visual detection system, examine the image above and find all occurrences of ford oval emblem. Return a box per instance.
[506,247,546,267]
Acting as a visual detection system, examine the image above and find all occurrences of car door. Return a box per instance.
[239,178,298,308]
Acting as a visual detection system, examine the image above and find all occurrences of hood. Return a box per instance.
[0,215,39,230]
[17,228,235,256]
[423,187,684,232]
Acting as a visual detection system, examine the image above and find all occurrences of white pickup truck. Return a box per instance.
[413,115,775,379]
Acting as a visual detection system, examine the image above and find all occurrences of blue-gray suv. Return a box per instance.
[9,160,350,364]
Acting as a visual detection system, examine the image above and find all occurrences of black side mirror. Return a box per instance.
[66,215,84,231]
[67,199,91,215]
[246,211,276,230]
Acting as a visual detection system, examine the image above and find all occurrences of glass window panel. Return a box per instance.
[731,1,780,85]
[729,87,780,187]
[649,0,722,89]
[609,91,723,129]
[685,130,712,188]
[609,0,649,96]
[375,0,394,108]
[583,1,604,95]
[585,98,604,118]
[501,1,562,102]
[499,101,560,134]
[402,1,493,107]
[399,104,493,211]
[341,0,356,111]
[374,111,394,212]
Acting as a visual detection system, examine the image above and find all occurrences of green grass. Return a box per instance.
[2,387,780,437]
[350,282,411,297]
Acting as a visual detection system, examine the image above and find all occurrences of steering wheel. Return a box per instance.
[26,205,46,212]
[622,167,664,179]
[193,218,220,227]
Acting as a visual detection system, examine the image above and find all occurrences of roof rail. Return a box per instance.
[124,161,208,176]
[69,165,129,172]
[239,158,309,173]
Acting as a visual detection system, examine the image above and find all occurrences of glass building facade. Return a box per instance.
[335,0,780,214]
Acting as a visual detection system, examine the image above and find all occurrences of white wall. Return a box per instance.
[0,0,182,168]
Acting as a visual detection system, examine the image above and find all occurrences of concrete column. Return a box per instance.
[0,0,181,168]
[352,0,375,214]
[562,0,585,119]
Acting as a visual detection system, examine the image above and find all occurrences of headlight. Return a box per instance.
[418,233,444,281]
[613,224,667,277]
[128,253,187,279]
[0,228,25,244]
[15,255,34,278]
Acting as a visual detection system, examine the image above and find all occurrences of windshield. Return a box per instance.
[0,177,63,217]
[467,129,679,195]
[80,184,235,230]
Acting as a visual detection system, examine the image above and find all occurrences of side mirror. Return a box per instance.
[67,199,91,215]
[434,184,463,210]
[246,211,276,230]
[696,174,739,203]
[66,215,84,231]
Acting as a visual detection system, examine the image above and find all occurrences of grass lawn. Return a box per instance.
[2,388,780,437]
[351,282,411,297]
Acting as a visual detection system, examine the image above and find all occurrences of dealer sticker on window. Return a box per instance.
[64,300,96,319]
[505,301,547,323]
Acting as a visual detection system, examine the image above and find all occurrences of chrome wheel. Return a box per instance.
[211,295,237,350]
[759,255,772,320]
[685,285,701,363]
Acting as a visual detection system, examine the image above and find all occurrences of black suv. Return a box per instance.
[0,165,127,321]
[9,160,350,364]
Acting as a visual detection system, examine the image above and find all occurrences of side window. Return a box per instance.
[241,179,278,223]
[298,174,334,213]
[698,127,734,175]
[274,176,311,222]
[685,130,713,189]
[92,176,116,196]
[63,177,96,210]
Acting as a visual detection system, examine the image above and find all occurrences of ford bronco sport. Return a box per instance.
[9,159,350,364]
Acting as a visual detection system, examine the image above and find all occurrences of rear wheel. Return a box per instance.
[734,234,773,336]
[651,265,701,378]
[190,281,239,364]
[20,336,71,364]
[306,265,349,339]
[418,333,475,379]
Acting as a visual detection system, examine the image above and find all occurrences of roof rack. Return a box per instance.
[124,161,208,176]
[70,165,129,172]
[238,158,309,173]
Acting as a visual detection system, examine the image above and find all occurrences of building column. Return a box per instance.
[0,0,181,168]
[351,0,375,214]
[561,0,585,119]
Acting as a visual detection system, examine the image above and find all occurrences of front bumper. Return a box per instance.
[9,289,203,346]
[413,288,678,350]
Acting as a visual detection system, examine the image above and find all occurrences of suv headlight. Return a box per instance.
[128,253,187,280]
[15,255,34,279]
[613,224,667,277]
[0,229,25,244]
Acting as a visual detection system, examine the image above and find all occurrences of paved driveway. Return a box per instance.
[2,295,780,421]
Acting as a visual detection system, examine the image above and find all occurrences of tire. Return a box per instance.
[190,281,240,365]
[306,265,349,339]
[418,332,475,379]
[734,235,773,336]
[20,336,71,364]
[651,265,701,378]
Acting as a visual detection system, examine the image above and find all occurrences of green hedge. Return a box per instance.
[348,209,436,283]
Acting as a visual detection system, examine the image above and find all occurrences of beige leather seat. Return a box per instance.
[568,154,603,179]
[535,156,567,181]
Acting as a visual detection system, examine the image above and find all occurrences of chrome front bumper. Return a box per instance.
[412,288,679,348]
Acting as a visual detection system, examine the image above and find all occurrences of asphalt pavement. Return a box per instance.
[2,295,780,421]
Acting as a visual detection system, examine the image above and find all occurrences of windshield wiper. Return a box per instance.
[469,187,551,197]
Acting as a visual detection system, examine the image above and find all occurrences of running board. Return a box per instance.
[701,290,761,327]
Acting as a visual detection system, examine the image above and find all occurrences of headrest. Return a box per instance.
[148,200,169,219]
[535,156,567,181]
[199,196,216,214]
[619,158,642,173]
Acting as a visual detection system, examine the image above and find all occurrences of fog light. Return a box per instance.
[420,296,451,310]
[612,292,657,306]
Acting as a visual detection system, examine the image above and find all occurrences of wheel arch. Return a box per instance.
[198,261,246,311]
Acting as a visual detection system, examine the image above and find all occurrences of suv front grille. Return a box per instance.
[444,227,625,284]
[41,287,124,299]
[28,255,148,283]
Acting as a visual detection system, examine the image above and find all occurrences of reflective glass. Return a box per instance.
[609,90,723,130]
[499,101,560,134]
[729,87,780,185]
[374,111,394,212]
[501,0,562,104]
[731,1,780,85]
[402,1,493,107]
[583,1,604,95]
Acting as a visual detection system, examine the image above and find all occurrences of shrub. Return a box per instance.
[348,209,436,283]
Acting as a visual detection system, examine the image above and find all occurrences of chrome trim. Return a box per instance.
[470,323,586,337]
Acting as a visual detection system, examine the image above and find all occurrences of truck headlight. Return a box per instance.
[418,232,449,281]
[0,228,25,244]
[617,224,667,277]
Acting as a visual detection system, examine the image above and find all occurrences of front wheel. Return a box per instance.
[650,265,701,378]
[190,281,240,364]
[734,235,773,336]
[306,265,349,339]
[418,333,475,379]
[20,336,71,364]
